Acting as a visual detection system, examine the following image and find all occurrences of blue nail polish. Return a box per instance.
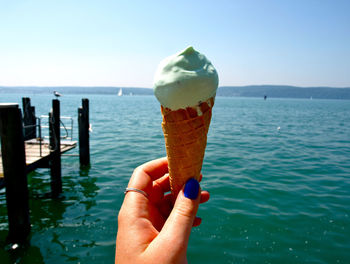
[184,179,199,200]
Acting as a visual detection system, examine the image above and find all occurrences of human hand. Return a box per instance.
[115,157,210,264]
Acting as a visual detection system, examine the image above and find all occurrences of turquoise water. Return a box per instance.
[0,94,350,263]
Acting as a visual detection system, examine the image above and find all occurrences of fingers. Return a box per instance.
[153,173,171,194]
[150,179,201,260]
[127,157,168,193]
[193,190,210,227]
[139,157,169,181]
[129,158,205,197]
[152,172,205,200]
[158,190,210,220]
[149,173,171,203]
[200,190,210,204]
[158,193,173,219]
[193,217,202,227]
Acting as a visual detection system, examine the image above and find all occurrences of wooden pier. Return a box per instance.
[0,139,76,179]
[0,98,90,242]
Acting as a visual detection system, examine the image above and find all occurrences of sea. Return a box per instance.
[0,93,349,264]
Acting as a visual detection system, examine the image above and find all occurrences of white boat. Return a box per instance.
[118,88,123,96]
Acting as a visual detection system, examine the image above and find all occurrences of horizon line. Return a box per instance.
[1,84,350,89]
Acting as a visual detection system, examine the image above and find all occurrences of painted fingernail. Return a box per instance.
[184,178,199,200]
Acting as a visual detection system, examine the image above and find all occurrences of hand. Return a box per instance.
[115,157,210,264]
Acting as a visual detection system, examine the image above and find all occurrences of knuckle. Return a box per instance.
[175,201,197,219]
[132,166,142,176]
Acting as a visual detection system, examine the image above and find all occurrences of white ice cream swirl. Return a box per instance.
[154,46,218,110]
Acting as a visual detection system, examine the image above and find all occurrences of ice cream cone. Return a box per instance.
[154,46,218,200]
[161,97,215,198]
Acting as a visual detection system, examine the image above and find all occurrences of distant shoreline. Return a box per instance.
[1,85,350,100]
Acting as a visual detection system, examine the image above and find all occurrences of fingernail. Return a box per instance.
[184,179,199,200]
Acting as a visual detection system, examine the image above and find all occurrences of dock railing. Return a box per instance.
[23,115,74,157]
[40,115,74,141]
[22,117,43,156]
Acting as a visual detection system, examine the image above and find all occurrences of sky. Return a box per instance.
[0,0,349,88]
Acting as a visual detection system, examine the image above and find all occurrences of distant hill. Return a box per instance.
[1,85,350,100]
[217,85,350,100]
[0,86,153,96]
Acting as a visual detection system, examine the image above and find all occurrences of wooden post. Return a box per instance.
[0,103,30,242]
[78,98,90,166]
[22,97,36,140]
[49,99,62,197]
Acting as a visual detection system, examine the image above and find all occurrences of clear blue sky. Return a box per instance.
[0,0,349,87]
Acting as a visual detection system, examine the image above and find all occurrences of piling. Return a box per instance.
[22,97,36,140]
[78,98,90,166]
[0,103,30,242]
[49,99,62,197]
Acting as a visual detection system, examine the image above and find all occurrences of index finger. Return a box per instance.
[138,157,169,181]
[128,157,169,190]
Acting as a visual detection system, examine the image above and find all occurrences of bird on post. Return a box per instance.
[54,91,62,98]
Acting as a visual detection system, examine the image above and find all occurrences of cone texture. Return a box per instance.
[161,97,214,198]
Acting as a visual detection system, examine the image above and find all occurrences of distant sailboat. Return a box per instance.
[118,88,123,96]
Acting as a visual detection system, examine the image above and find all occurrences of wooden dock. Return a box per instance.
[0,139,77,179]
[0,98,89,242]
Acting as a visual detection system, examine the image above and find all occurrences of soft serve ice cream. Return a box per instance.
[154,46,218,199]
[154,46,218,110]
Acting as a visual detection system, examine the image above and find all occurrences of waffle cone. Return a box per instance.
[161,97,215,199]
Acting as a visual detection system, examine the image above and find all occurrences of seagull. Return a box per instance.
[54,91,62,98]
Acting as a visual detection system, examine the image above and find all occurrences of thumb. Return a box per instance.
[170,178,201,237]
[150,179,201,260]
